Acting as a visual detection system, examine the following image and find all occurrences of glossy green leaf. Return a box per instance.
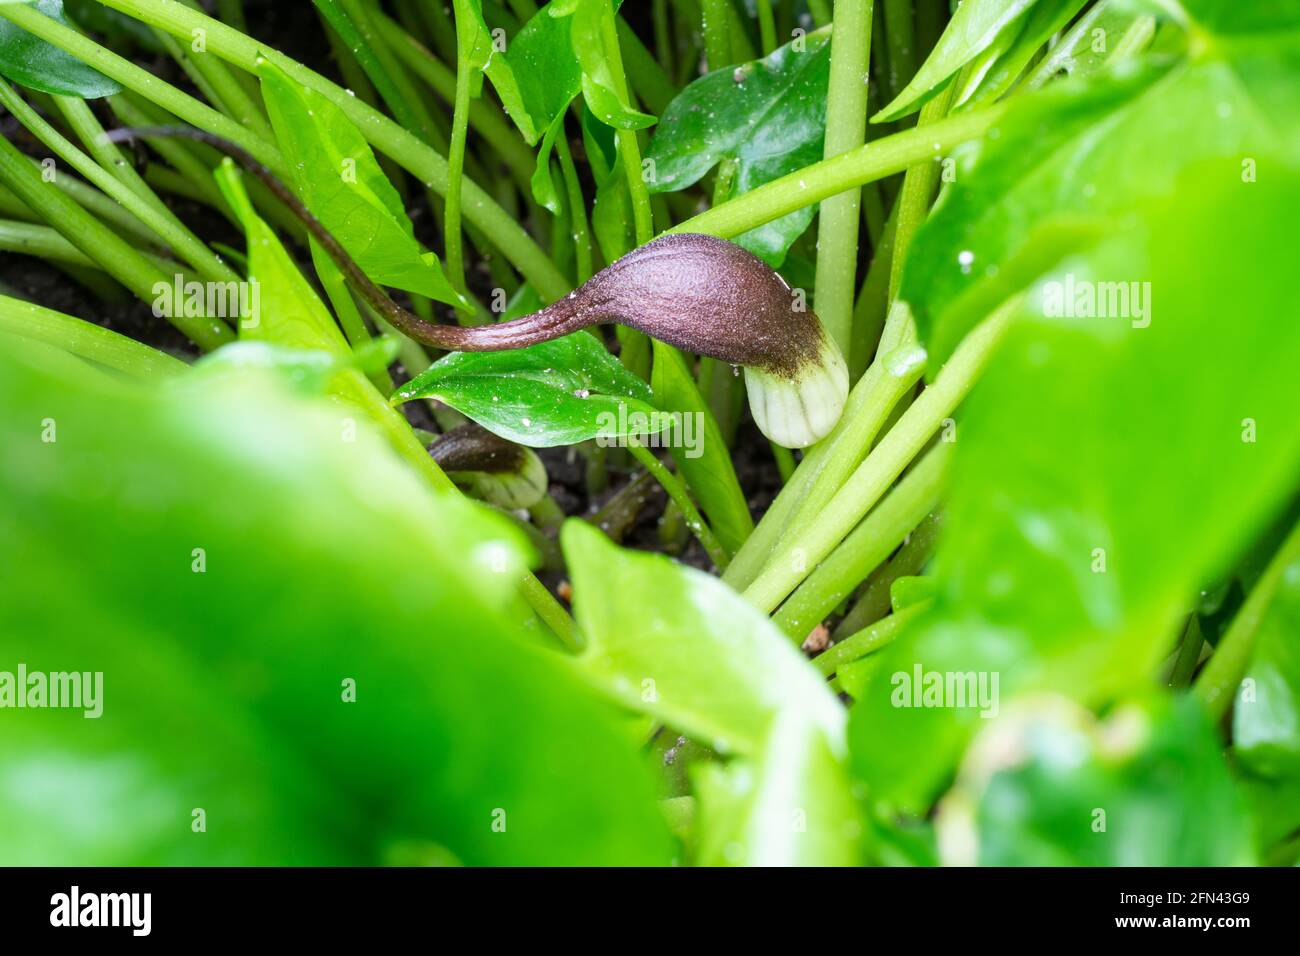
[508,2,583,132]
[1235,546,1300,779]
[874,0,1037,122]
[507,0,626,131]
[214,161,349,354]
[515,1,650,219]
[563,520,844,757]
[567,0,655,131]
[955,0,1089,108]
[451,0,537,142]
[504,0,640,215]
[645,30,831,266]
[0,342,673,865]
[904,25,1300,363]
[257,58,464,307]
[0,511,355,866]
[529,113,567,214]
[0,0,122,98]
[583,100,635,261]
[693,711,861,866]
[851,168,1300,810]
[393,332,664,447]
[937,696,1254,865]
[1025,0,1152,88]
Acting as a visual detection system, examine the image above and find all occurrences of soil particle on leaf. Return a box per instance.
[801,623,831,654]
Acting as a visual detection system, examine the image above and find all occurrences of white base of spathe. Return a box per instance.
[744,337,850,449]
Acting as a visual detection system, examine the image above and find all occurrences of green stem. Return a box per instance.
[173,0,276,141]
[813,601,926,676]
[726,89,962,588]
[528,493,567,533]
[1195,517,1300,721]
[0,295,187,379]
[1109,14,1157,63]
[667,101,1008,241]
[1168,615,1204,688]
[373,12,534,191]
[862,178,886,246]
[653,0,674,75]
[771,441,796,483]
[420,0,459,63]
[882,0,916,98]
[756,0,778,53]
[520,575,581,652]
[0,219,99,267]
[792,336,925,531]
[2,159,160,250]
[723,326,924,589]
[444,48,473,301]
[889,84,956,303]
[328,0,447,151]
[627,441,730,570]
[215,0,248,31]
[597,1,654,244]
[310,242,394,392]
[742,302,1013,612]
[0,134,231,350]
[555,133,594,283]
[54,95,171,217]
[0,3,287,174]
[834,508,940,636]
[0,81,239,288]
[727,0,757,61]
[700,0,732,70]
[615,16,677,116]
[152,26,227,115]
[849,201,898,377]
[774,441,948,638]
[813,0,874,361]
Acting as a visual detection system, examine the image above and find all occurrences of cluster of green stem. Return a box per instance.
[0,0,1006,659]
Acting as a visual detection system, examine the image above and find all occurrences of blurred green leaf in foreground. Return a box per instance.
[0,339,673,866]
